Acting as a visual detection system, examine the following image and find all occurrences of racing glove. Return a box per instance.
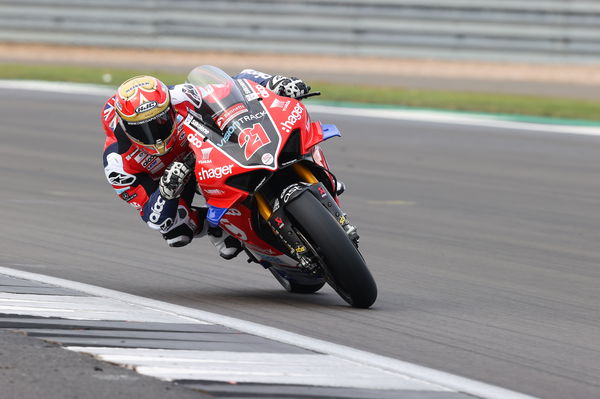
[266,75,310,99]
[159,153,195,200]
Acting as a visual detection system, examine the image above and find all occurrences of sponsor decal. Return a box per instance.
[220,218,248,241]
[145,157,164,174]
[225,208,242,216]
[125,148,139,161]
[134,151,147,163]
[245,93,259,101]
[275,217,284,229]
[237,111,267,124]
[237,79,252,95]
[272,198,280,212]
[125,80,152,94]
[238,123,271,160]
[189,117,210,136]
[105,153,136,186]
[200,147,213,164]
[159,218,173,232]
[197,164,233,181]
[281,159,297,167]
[135,101,158,114]
[216,103,247,129]
[108,171,135,186]
[133,151,164,174]
[318,186,327,198]
[255,84,271,98]
[270,98,290,111]
[187,133,204,149]
[217,111,267,148]
[120,192,138,201]
[149,196,166,224]
[129,202,142,210]
[204,188,226,196]
[217,127,235,147]
[280,103,304,133]
[261,153,274,165]
[281,184,303,203]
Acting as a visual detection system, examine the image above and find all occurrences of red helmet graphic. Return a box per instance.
[115,76,176,156]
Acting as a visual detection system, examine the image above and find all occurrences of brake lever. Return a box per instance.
[296,91,321,101]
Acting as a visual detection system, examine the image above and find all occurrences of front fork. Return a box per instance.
[255,163,359,272]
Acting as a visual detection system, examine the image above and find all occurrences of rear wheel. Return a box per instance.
[285,192,377,308]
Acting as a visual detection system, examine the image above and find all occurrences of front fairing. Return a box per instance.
[184,65,337,224]
[187,65,283,170]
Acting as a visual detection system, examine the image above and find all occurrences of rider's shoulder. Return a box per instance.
[170,83,202,108]
[102,95,120,133]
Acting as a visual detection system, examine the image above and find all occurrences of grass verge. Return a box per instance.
[2,63,599,122]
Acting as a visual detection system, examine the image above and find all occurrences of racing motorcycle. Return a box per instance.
[184,65,377,308]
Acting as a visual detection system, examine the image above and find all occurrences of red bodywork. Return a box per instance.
[181,79,333,264]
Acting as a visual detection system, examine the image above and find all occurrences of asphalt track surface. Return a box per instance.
[1,88,599,399]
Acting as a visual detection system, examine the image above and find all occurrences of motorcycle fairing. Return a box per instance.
[185,66,340,244]
[216,204,298,268]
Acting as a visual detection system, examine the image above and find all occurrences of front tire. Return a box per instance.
[285,192,377,308]
[269,268,326,294]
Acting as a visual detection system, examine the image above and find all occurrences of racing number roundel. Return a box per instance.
[238,123,271,160]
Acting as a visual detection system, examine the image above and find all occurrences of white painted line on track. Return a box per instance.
[0,79,114,96]
[0,266,538,399]
[309,104,600,136]
[0,292,207,323]
[1,79,599,137]
[65,349,434,390]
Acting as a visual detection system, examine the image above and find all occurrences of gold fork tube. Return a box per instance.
[255,193,272,220]
[292,163,318,184]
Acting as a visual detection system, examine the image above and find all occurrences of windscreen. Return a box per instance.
[187,65,247,130]
[186,65,281,169]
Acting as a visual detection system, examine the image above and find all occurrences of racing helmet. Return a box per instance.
[115,76,176,156]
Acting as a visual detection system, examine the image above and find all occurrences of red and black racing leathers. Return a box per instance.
[101,69,277,246]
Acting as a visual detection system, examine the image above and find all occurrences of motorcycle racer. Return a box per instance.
[102,69,310,258]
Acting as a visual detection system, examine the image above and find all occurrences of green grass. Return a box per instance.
[2,63,600,122]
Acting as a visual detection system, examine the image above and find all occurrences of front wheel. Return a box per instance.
[285,192,377,308]
[269,268,326,294]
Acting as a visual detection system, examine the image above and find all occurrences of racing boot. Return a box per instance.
[208,227,243,260]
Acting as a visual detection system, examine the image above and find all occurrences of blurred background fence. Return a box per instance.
[1,0,600,63]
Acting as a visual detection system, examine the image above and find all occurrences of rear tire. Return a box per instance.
[285,192,377,308]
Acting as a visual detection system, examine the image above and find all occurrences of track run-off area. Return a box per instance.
[0,81,599,398]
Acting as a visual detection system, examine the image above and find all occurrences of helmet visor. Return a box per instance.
[122,107,175,145]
